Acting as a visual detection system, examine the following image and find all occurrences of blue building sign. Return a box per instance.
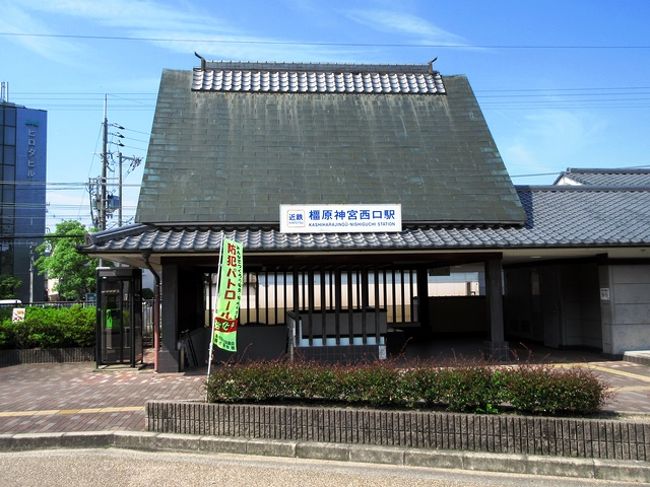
[280,204,402,233]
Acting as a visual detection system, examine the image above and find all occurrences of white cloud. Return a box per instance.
[0,2,83,64]
[4,0,361,63]
[344,9,468,46]
[25,0,236,36]
[499,109,608,175]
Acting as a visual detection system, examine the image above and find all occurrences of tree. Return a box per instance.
[35,220,97,301]
[0,275,22,299]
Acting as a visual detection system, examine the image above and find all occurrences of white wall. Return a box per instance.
[600,264,650,355]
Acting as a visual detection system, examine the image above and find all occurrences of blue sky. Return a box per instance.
[2,0,650,231]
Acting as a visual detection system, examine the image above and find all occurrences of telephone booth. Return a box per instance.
[96,267,143,367]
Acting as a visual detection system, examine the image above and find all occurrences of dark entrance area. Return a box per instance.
[96,267,143,367]
[159,252,504,371]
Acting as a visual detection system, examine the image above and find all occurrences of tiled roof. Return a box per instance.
[556,168,650,187]
[87,186,650,254]
[137,68,524,225]
[192,68,446,95]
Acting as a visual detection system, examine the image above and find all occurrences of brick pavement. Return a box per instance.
[0,362,204,433]
[0,358,648,434]
[586,361,650,414]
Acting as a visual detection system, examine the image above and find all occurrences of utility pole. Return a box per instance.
[118,152,123,227]
[116,153,141,227]
[100,94,108,231]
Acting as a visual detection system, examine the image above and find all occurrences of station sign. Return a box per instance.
[280,204,402,233]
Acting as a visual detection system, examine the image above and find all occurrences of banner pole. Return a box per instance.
[206,231,225,392]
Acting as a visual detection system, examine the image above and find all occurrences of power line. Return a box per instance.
[2,31,650,49]
[476,86,650,93]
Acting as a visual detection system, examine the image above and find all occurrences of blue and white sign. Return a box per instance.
[280,204,402,233]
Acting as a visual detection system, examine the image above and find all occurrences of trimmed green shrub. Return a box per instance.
[0,305,95,349]
[206,360,609,417]
[502,364,608,415]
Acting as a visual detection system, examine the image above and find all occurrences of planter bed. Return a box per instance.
[146,400,650,462]
[0,347,94,367]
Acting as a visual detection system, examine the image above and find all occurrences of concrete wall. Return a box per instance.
[599,264,650,355]
[504,262,601,349]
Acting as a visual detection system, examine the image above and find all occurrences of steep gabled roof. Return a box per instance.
[555,167,650,187]
[136,62,525,225]
[88,186,650,254]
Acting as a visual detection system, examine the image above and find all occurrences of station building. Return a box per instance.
[83,60,650,372]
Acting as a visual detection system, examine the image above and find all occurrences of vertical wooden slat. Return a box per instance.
[374,269,380,343]
[292,270,299,313]
[208,272,213,328]
[391,270,397,323]
[356,271,361,311]
[265,271,269,324]
[399,269,406,323]
[335,269,342,345]
[308,271,315,346]
[246,272,251,323]
[254,271,260,323]
[409,269,415,324]
[361,269,368,344]
[347,270,354,344]
[382,271,388,322]
[274,271,278,325]
[328,271,333,311]
[320,270,327,345]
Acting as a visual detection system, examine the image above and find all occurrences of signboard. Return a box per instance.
[12,308,25,322]
[280,204,402,233]
[213,238,244,352]
[600,288,611,302]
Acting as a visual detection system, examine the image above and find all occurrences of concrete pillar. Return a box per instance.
[598,264,613,355]
[485,256,508,359]
[416,267,430,332]
[159,262,180,372]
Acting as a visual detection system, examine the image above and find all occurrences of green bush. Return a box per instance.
[502,364,608,415]
[0,305,95,349]
[206,361,609,417]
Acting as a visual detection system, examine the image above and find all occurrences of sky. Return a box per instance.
[2,0,650,232]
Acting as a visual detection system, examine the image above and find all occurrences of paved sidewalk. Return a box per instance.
[0,362,204,433]
[0,358,649,435]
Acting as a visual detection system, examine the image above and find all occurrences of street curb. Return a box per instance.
[0,431,649,483]
[624,351,650,367]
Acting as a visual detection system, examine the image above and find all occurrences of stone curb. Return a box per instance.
[0,431,649,483]
[624,351,650,367]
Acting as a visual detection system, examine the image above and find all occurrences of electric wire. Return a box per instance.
[1,31,650,49]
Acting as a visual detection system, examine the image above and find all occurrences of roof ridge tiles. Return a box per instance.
[201,61,435,74]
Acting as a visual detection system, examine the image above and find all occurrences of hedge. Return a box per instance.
[206,361,609,416]
[0,305,95,349]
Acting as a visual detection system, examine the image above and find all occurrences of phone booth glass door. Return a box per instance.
[96,268,143,367]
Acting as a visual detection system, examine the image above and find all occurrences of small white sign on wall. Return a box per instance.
[600,288,611,301]
[11,308,25,322]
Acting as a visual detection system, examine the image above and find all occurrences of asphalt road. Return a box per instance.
[0,449,643,487]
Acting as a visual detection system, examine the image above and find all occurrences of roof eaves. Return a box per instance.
[516,185,650,192]
[565,167,650,175]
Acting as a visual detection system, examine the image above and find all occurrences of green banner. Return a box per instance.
[213,238,244,352]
